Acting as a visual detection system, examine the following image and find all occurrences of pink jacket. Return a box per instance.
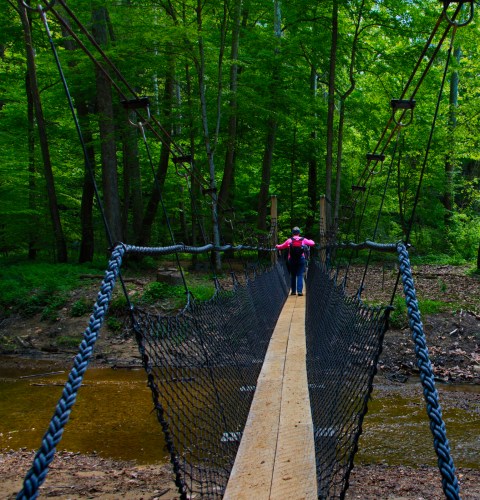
[276,235,315,259]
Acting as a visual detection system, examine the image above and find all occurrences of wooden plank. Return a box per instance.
[224,293,317,499]
[271,297,317,500]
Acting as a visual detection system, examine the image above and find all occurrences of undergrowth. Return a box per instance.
[0,257,217,327]
[389,296,450,329]
[0,261,104,319]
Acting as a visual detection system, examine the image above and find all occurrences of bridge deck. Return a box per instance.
[224,294,317,499]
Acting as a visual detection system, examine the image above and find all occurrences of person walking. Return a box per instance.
[276,227,315,296]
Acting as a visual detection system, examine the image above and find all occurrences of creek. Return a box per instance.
[0,359,478,468]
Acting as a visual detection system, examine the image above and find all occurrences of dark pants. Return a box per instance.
[289,257,306,294]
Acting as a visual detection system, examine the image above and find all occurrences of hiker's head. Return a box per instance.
[292,227,301,235]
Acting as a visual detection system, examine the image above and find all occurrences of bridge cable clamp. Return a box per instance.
[390,99,416,127]
[121,97,151,128]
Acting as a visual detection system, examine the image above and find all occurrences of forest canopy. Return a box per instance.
[0,0,479,265]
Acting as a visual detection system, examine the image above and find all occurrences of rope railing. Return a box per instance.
[396,242,460,500]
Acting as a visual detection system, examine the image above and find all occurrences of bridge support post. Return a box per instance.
[270,195,278,264]
[319,195,327,264]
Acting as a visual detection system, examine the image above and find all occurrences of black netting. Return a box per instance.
[305,259,389,499]
[131,260,289,498]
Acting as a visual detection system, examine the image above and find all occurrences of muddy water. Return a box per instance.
[0,361,168,464]
[0,360,478,468]
[355,380,480,468]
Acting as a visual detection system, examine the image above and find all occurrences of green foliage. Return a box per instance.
[190,283,216,302]
[419,299,447,316]
[0,261,101,317]
[142,282,186,304]
[445,212,480,261]
[108,294,129,314]
[106,317,123,332]
[70,298,92,317]
[40,294,67,321]
[0,0,478,263]
[56,335,82,348]
[410,253,467,266]
[138,278,216,308]
[390,296,449,329]
[389,297,408,329]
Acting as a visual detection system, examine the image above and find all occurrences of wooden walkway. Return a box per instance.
[224,294,317,499]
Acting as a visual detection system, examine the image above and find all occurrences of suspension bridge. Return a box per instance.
[11,0,477,499]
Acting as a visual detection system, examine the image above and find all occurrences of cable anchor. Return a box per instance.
[439,0,475,27]
[391,99,416,127]
[121,97,151,128]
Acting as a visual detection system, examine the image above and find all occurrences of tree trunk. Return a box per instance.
[306,67,318,236]
[26,71,38,260]
[333,0,363,238]
[257,117,278,232]
[334,98,345,234]
[58,13,96,263]
[443,46,461,224]
[257,0,282,232]
[92,5,123,244]
[195,0,222,270]
[77,100,96,263]
[218,0,242,212]
[185,62,201,267]
[121,111,143,242]
[136,49,174,247]
[290,123,298,229]
[18,0,68,262]
[325,0,338,234]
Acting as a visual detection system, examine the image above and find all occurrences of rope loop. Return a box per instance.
[172,156,193,179]
[21,0,56,12]
[441,0,475,27]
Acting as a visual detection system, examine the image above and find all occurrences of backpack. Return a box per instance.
[289,237,305,263]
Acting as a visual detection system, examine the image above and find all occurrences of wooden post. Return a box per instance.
[271,195,278,263]
[319,195,327,264]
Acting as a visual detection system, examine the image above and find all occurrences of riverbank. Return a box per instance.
[3,449,480,499]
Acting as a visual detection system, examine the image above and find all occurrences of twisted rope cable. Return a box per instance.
[396,242,460,500]
[122,243,276,255]
[16,244,127,500]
